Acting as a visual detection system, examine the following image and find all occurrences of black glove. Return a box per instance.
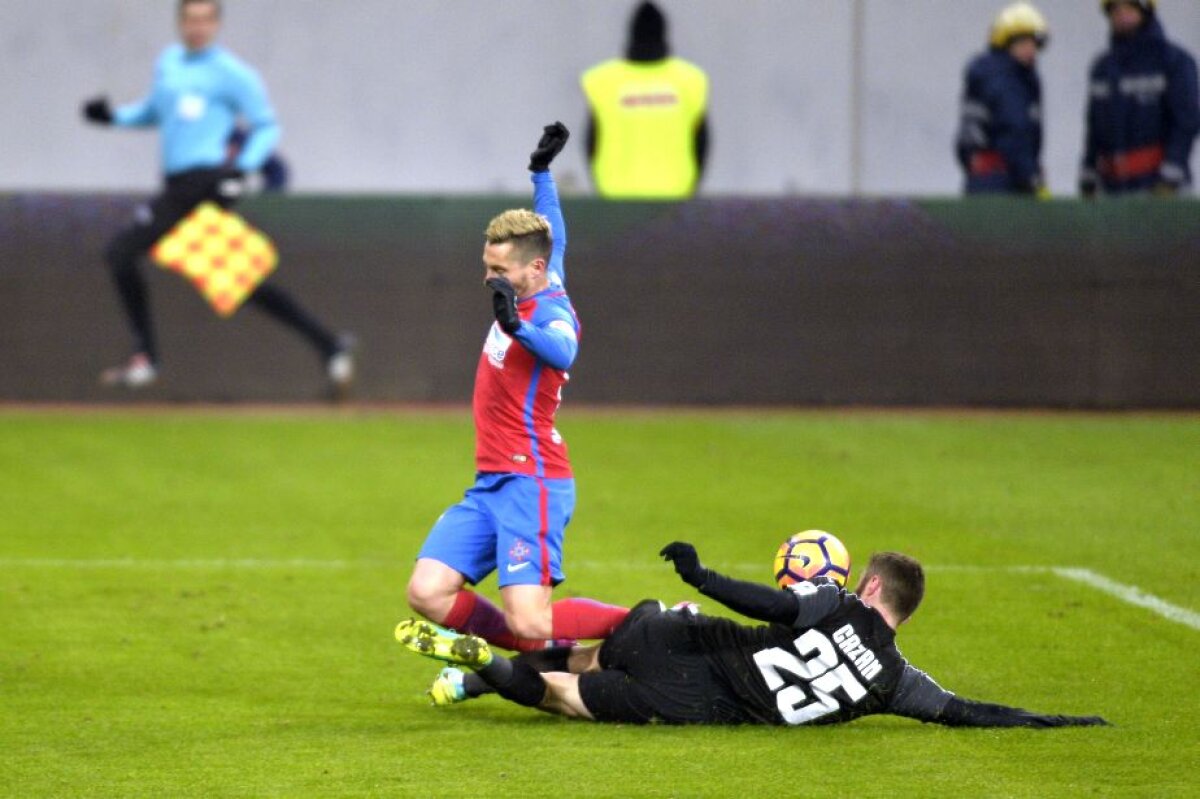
[1079,176,1098,199]
[528,121,570,173]
[486,277,522,335]
[210,167,246,204]
[939,697,1109,728]
[82,96,113,125]
[659,541,706,587]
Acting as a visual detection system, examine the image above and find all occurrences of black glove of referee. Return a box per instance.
[486,277,522,335]
[660,542,706,587]
[82,96,114,125]
[528,121,570,173]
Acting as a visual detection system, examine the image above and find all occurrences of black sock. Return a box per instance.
[462,672,492,697]
[476,656,547,708]
[248,282,339,358]
[514,646,573,674]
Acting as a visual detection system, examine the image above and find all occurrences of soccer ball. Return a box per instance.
[773,531,851,588]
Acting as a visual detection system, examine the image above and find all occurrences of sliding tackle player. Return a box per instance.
[399,543,1107,728]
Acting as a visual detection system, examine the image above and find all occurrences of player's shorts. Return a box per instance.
[578,599,744,725]
[417,472,574,588]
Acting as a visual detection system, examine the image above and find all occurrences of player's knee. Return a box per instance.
[504,608,552,640]
[405,575,451,621]
[540,672,591,719]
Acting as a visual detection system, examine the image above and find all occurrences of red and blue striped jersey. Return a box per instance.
[473,172,579,479]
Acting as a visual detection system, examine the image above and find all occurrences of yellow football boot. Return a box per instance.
[394,619,493,668]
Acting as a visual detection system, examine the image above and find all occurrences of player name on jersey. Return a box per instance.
[832,623,883,681]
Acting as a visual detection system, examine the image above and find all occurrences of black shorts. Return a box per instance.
[578,599,739,725]
[106,168,233,267]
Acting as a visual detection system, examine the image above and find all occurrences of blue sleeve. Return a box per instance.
[513,315,578,371]
[113,97,159,128]
[227,63,281,172]
[1162,47,1200,180]
[987,73,1040,186]
[531,171,567,287]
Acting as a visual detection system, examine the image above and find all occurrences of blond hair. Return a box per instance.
[484,209,553,263]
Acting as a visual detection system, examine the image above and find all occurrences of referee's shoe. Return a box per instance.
[395,619,493,668]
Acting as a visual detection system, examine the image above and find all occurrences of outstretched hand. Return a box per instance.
[486,277,522,335]
[82,96,113,125]
[660,541,706,587]
[528,121,570,173]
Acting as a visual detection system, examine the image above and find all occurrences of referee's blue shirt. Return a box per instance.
[113,43,280,176]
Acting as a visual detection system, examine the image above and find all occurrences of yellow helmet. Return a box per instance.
[1100,0,1155,14]
[989,2,1049,49]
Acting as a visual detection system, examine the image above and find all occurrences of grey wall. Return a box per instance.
[3,1,1199,196]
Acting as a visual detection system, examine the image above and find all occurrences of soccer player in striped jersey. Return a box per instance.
[405,123,627,652]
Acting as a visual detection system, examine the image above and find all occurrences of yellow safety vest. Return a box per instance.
[581,57,709,199]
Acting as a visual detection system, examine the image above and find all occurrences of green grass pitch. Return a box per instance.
[1,409,1197,798]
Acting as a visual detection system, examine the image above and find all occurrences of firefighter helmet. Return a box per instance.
[989,3,1050,50]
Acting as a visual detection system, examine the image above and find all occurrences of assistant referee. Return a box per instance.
[82,0,353,392]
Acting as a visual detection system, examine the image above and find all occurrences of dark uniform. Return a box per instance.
[583,592,924,726]
[1082,14,1200,193]
[957,49,1044,194]
[579,580,1104,728]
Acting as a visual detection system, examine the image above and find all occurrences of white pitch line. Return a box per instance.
[0,557,364,570]
[1,558,1196,632]
[1051,567,1200,631]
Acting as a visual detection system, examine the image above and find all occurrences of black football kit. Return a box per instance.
[574,568,1107,728]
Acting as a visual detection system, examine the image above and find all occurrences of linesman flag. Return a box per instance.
[151,202,278,317]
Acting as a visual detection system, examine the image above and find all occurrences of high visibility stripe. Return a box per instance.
[1098,144,1164,180]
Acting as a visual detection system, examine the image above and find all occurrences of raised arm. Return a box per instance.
[528,122,570,287]
[890,665,1108,728]
[659,542,839,627]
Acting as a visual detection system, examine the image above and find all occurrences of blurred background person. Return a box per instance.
[81,0,353,391]
[955,2,1049,196]
[1080,0,1199,196]
[580,1,709,199]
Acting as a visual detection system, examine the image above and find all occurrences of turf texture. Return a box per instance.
[1,409,1196,798]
